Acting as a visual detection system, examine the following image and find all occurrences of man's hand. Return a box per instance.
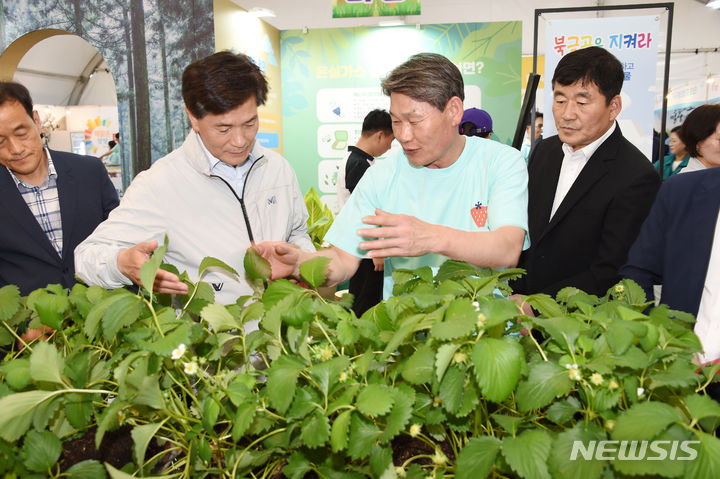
[509,293,535,317]
[358,209,437,258]
[253,241,302,280]
[372,257,384,272]
[117,241,188,294]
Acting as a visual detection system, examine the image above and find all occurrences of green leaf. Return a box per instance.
[199,256,239,278]
[284,450,312,479]
[548,422,606,479]
[456,436,501,479]
[516,361,574,412]
[0,284,21,322]
[435,343,460,383]
[0,358,31,390]
[144,323,192,356]
[244,247,271,282]
[331,410,352,452]
[337,319,360,345]
[202,397,221,432]
[605,320,635,355]
[685,430,720,479]
[301,410,330,448]
[131,421,165,468]
[535,316,586,348]
[348,413,381,460]
[502,429,553,479]
[356,384,394,417]
[471,337,524,403]
[526,294,564,317]
[105,463,174,479]
[83,291,131,339]
[0,390,59,441]
[22,429,62,471]
[401,346,435,385]
[612,401,684,441]
[546,396,581,425]
[686,394,720,421]
[476,298,520,328]
[299,256,331,288]
[262,279,304,308]
[430,312,476,340]
[30,341,65,385]
[649,360,700,390]
[65,393,94,429]
[492,414,523,436]
[102,294,144,341]
[439,364,466,414]
[280,294,316,327]
[139,235,168,295]
[379,385,414,443]
[200,302,239,332]
[33,292,69,329]
[266,355,305,414]
[232,398,257,441]
[65,460,107,479]
[435,260,479,283]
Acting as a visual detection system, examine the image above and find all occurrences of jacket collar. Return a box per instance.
[184,131,266,176]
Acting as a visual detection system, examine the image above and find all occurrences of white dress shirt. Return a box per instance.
[198,136,255,197]
[550,123,616,218]
[693,207,720,363]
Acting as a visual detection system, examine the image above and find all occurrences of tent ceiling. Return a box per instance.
[12,34,116,107]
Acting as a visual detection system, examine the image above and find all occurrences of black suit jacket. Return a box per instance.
[0,150,119,295]
[621,168,720,316]
[512,125,660,297]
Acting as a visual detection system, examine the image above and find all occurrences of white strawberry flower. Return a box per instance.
[477,313,487,327]
[184,361,199,375]
[432,449,447,466]
[568,366,582,381]
[472,301,481,312]
[608,378,619,390]
[409,424,421,437]
[590,373,603,386]
[171,343,186,360]
[637,387,645,398]
[615,284,625,294]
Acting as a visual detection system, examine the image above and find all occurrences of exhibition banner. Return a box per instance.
[332,0,421,18]
[281,22,521,211]
[544,16,660,159]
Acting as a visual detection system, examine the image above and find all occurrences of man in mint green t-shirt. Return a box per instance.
[255,53,529,297]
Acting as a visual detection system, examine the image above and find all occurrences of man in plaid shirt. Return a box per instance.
[0,82,119,302]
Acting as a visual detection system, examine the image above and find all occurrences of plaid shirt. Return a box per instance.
[8,150,63,257]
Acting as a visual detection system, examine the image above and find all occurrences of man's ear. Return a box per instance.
[32,110,42,129]
[608,95,622,122]
[445,96,464,126]
[185,106,199,131]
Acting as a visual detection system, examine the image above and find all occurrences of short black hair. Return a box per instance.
[361,109,392,136]
[182,51,268,119]
[0,81,34,117]
[552,46,623,105]
[680,104,720,158]
[535,112,543,118]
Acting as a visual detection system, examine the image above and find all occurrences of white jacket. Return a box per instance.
[75,131,313,304]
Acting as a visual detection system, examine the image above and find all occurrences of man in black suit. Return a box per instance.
[0,81,119,296]
[511,47,660,300]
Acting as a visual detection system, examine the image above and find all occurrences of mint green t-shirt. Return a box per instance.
[325,136,529,299]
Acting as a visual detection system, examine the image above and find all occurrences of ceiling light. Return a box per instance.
[248,7,276,17]
[707,0,720,8]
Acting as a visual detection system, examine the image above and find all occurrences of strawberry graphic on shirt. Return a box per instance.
[471,202,488,227]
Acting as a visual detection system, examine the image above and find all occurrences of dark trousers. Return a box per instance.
[349,258,383,318]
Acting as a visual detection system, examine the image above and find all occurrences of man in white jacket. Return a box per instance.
[75,52,314,304]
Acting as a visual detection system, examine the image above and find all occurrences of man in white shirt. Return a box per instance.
[75,52,313,305]
[511,46,660,299]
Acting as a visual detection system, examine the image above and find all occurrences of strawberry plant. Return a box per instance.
[0,241,719,478]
